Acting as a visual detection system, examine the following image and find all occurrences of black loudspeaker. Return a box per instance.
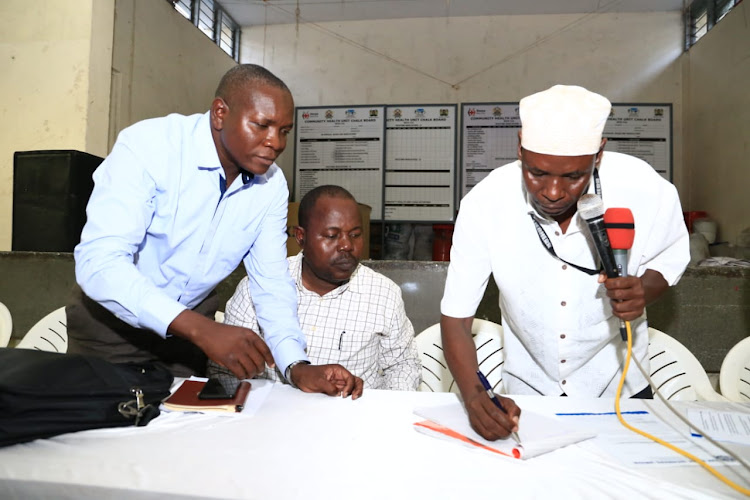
[12,150,104,252]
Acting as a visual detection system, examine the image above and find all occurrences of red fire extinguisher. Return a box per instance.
[432,224,454,261]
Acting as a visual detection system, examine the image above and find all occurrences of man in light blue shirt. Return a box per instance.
[68,65,362,399]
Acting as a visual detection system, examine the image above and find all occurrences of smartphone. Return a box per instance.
[198,378,236,400]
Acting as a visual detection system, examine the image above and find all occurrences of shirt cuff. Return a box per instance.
[273,336,310,376]
[440,300,477,320]
[138,292,188,337]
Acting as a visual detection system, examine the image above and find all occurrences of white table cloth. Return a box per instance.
[0,381,748,499]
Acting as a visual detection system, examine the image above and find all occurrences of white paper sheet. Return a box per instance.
[556,409,736,467]
[414,403,596,459]
[687,408,750,445]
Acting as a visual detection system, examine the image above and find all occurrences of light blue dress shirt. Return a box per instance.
[75,112,307,373]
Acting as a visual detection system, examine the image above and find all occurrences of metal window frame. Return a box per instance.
[685,0,738,49]
[196,0,216,39]
[215,6,240,60]
[715,0,737,21]
[167,0,240,62]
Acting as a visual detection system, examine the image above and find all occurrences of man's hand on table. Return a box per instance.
[290,363,364,399]
[169,310,274,380]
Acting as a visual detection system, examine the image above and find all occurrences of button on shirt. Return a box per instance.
[440,152,689,397]
[74,112,307,373]
[211,253,421,390]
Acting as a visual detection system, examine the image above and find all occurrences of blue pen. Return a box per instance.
[477,370,521,444]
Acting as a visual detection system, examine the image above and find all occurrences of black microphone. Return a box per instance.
[577,194,618,278]
[578,194,628,341]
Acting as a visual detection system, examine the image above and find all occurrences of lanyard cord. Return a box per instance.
[530,169,602,276]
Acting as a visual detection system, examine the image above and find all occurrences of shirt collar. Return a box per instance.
[194,112,222,172]
[194,111,256,192]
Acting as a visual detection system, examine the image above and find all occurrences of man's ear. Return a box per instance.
[210,97,228,130]
[294,226,305,247]
[595,138,607,166]
[517,130,523,161]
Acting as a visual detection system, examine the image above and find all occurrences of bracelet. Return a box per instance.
[284,360,311,389]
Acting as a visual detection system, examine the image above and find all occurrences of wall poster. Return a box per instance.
[294,105,386,219]
[459,102,673,201]
[459,103,520,200]
[384,104,457,222]
[603,104,672,182]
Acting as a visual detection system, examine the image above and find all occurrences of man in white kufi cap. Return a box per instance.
[439,85,689,441]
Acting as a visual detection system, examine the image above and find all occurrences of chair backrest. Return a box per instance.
[719,337,750,402]
[416,319,504,393]
[648,327,726,402]
[16,307,68,353]
[0,302,12,348]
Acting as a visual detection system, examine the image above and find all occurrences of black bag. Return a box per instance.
[0,348,174,447]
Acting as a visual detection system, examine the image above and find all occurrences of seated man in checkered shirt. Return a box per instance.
[208,185,421,391]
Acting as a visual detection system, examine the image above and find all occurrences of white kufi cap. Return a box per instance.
[520,85,611,156]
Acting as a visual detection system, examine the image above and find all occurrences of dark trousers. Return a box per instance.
[66,284,218,378]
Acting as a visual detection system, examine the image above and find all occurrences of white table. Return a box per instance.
[0,382,748,499]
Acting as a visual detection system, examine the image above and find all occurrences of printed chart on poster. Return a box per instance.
[460,103,520,200]
[460,102,673,200]
[603,104,672,182]
[385,105,457,222]
[294,106,386,219]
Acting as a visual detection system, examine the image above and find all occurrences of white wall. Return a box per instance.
[0,0,114,251]
[684,3,750,245]
[11,6,742,250]
[0,0,237,251]
[110,0,237,148]
[240,12,685,197]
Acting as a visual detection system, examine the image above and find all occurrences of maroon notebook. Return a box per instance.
[163,380,251,413]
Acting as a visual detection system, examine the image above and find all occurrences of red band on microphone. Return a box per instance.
[604,208,635,250]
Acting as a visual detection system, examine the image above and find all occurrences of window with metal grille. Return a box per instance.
[715,0,738,21]
[685,0,740,49]
[167,0,240,62]
[218,10,240,60]
[174,0,192,20]
[197,0,215,39]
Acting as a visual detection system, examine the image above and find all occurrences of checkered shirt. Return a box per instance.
[208,253,421,390]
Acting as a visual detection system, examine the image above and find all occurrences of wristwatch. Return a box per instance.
[284,360,311,389]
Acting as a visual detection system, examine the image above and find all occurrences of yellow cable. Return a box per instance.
[615,321,750,496]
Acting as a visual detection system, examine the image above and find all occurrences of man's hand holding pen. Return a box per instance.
[465,386,521,441]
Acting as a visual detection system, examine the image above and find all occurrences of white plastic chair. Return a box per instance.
[0,302,12,348]
[719,337,750,402]
[215,310,225,323]
[416,319,505,393]
[647,327,727,402]
[16,307,68,353]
